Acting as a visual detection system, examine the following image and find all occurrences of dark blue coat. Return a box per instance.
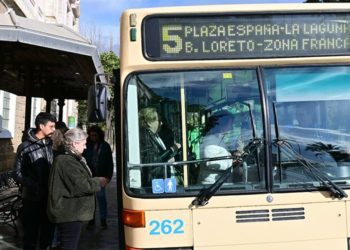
[83,140,114,179]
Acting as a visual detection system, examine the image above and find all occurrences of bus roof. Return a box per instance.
[122,3,350,16]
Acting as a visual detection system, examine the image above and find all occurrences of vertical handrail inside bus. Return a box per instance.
[180,74,188,187]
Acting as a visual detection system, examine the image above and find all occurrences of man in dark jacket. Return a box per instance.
[13,112,56,250]
[83,125,114,229]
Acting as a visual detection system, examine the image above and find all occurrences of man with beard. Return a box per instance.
[13,112,57,250]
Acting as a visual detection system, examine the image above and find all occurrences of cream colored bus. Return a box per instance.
[114,3,350,250]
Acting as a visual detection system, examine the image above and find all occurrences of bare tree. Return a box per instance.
[80,23,117,53]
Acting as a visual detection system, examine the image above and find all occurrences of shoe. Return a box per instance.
[101,219,107,229]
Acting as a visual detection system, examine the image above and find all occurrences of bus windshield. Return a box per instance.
[125,69,265,196]
[125,66,350,197]
[266,66,350,190]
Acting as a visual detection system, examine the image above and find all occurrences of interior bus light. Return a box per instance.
[123,209,145,227]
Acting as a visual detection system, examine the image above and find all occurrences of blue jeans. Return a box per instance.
[51,225,61,247]
[96,187,107,220]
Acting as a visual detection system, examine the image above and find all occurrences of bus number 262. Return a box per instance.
[149,219,184,235]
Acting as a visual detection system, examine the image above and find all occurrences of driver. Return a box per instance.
[198,110,240,184]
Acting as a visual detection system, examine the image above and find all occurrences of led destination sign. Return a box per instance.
[144,13,350,60]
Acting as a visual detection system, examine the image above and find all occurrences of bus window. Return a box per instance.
[265,66,350,188]
[125,69,265,195]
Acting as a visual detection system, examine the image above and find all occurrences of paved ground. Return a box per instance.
[0,173,119,250]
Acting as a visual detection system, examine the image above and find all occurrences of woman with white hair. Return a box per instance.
[47,128,108,250]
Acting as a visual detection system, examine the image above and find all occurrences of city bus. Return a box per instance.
[107,3,350,250]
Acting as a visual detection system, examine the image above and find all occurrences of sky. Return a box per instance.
[80,0,304,54]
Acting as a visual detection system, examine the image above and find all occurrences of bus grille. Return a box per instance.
[235,207,305,223]
[236,209,269,223]
[272,207,305,221]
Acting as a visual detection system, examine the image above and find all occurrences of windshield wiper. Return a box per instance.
[191,137,263,207]
[275,139,347,199]
[272,102,347,199]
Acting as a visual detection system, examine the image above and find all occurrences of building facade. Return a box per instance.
[0,0,81,170]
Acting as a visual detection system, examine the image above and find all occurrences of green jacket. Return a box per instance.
[47,151,100,223]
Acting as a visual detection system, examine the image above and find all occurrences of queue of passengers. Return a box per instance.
[13,112,113,250]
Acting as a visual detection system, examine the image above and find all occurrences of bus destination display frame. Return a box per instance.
[143,12,350,60]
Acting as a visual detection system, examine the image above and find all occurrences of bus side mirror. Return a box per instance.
[87,83,108,123]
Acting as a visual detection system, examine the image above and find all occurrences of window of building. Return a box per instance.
[0,91,13,138]
[2,91,10,129]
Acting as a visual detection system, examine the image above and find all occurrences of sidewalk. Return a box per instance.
[0,173,120,250]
